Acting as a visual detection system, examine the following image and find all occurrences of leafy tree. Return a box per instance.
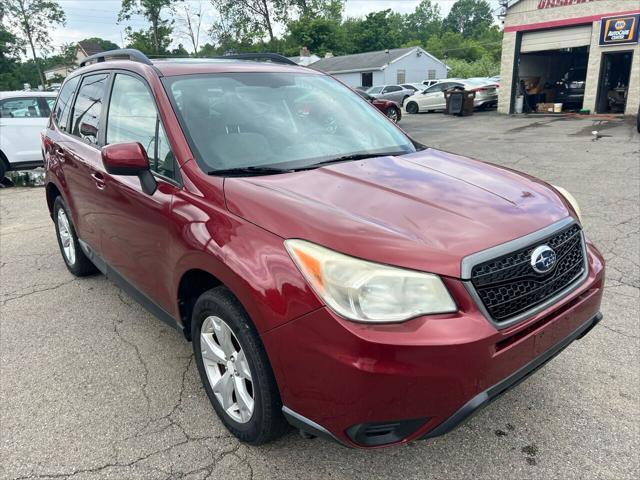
[119,0,176,55]
[211,0,291,43]
[342,10,404,54]
[3,0,65,88]
[402,0,441,45]
[443,0,494,38]
[125,25,173,55]
[446,55,500,78]
[80,37,120,52]
[287,15,343,56]
[291,0,343,19]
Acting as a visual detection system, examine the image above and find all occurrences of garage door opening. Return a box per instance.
[517,46,590,113]
[596,51,634,114]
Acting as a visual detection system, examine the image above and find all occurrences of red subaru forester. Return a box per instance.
[43,50,604,449]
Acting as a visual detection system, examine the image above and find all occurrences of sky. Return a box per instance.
[45,0,503,54]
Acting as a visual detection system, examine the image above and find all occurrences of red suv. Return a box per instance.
[43,50,604,449]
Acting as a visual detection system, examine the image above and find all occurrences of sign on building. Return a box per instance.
[600,14,639,46]
[537,0,602,9]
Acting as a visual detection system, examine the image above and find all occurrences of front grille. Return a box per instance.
[470,223,586,324]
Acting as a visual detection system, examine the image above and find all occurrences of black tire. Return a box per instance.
[385,107,399,123]
[406,102,419,114]
[0,154,7,181]
[192,286,288,445]
[53,196,98,276]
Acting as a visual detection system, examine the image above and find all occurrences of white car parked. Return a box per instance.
[0,91,57,179]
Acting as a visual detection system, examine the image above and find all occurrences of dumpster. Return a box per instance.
[444,89,476,116]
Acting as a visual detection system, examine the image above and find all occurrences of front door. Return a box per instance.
[98,72,181,314]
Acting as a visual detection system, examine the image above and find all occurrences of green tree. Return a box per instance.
[287,15,343,56]
[3,0,65,88]
[125,25,173,55]
[443,0,494,38]
[211,0,289,43]
[81,37,120,52]
[119,0,176,55]
[402,0,441,45]
[343,10,404,54]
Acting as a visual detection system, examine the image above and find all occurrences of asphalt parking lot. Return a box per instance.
[1,112,639,480]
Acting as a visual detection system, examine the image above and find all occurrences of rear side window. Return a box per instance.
[53,76,80,131]
[106,74,177,180]
[0,97,48,118]
[71,73,109,145]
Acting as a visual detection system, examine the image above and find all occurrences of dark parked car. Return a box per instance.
[355,89,401,123]
[556,66,587,108]
[43,50,604,449]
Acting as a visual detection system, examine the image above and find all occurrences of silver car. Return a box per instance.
[366,85,415,105]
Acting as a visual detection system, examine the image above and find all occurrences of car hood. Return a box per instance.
[224,148,571,278]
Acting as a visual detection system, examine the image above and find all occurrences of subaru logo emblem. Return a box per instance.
[531,245,557,274]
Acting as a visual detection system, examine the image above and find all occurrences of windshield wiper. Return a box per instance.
[208,166,294,176]
[294,152,406,171]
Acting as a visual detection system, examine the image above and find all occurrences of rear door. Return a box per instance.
[61,72,111,252]
[0,96,50,166]
[97,72,181,313]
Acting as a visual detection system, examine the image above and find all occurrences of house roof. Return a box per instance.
[77,40,105,57]
[310,47,444,74]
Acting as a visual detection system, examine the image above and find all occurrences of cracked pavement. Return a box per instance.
[1,113,638,479]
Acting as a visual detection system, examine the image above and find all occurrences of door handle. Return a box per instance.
[91,172,106,190]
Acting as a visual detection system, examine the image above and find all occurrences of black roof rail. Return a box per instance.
[79,48,153,67]
[216,53,298,66]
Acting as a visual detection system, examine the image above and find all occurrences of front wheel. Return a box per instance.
[386,107,400,123]
[406,102,419,114]
[192,286,288,445]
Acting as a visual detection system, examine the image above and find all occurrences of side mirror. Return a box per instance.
[79,122,98,139]
[101,142,157,195]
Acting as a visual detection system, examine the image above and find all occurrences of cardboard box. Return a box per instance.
[536,102,555,113]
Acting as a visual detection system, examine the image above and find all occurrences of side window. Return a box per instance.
[0,97,46,118]
[427,84,445,94]
[106,74,177,180]
[53,76,80,131]
[71,73,109,145]
[387,86,402,93]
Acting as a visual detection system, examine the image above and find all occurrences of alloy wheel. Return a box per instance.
[57,208,76,265]
[387,108,399,122]
[200,316,254,423]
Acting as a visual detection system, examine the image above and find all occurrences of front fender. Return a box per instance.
[172,199,322,335]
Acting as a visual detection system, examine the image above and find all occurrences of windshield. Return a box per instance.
[164,73,415,173]
[366,86,383,94]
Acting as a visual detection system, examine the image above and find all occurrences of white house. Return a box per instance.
[310,47,448,88]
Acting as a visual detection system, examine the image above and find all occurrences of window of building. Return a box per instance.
[107,74,177,180]
[428,69,436,80]
[53,76,80,131]
[71,73,109,145]
[396,70,406,84]
[361,72,373,88]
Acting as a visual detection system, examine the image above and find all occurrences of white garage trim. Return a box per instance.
[521,25,593,52]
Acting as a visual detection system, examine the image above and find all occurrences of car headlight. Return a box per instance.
[552,185,583,223]
[285,239,456,323]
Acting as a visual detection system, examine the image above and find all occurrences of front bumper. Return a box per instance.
[264,243,605,448]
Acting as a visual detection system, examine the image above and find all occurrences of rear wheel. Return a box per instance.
[385,107,399,123]
[192,286,288,445]
[406,102,419,114]
[53,196,98,276]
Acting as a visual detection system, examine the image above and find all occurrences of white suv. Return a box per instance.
[0,91,57,179]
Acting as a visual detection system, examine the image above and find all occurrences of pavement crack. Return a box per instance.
[599,323,639,340]
[1,278,77,306]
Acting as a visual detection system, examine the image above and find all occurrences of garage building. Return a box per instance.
[499,0,640,115]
